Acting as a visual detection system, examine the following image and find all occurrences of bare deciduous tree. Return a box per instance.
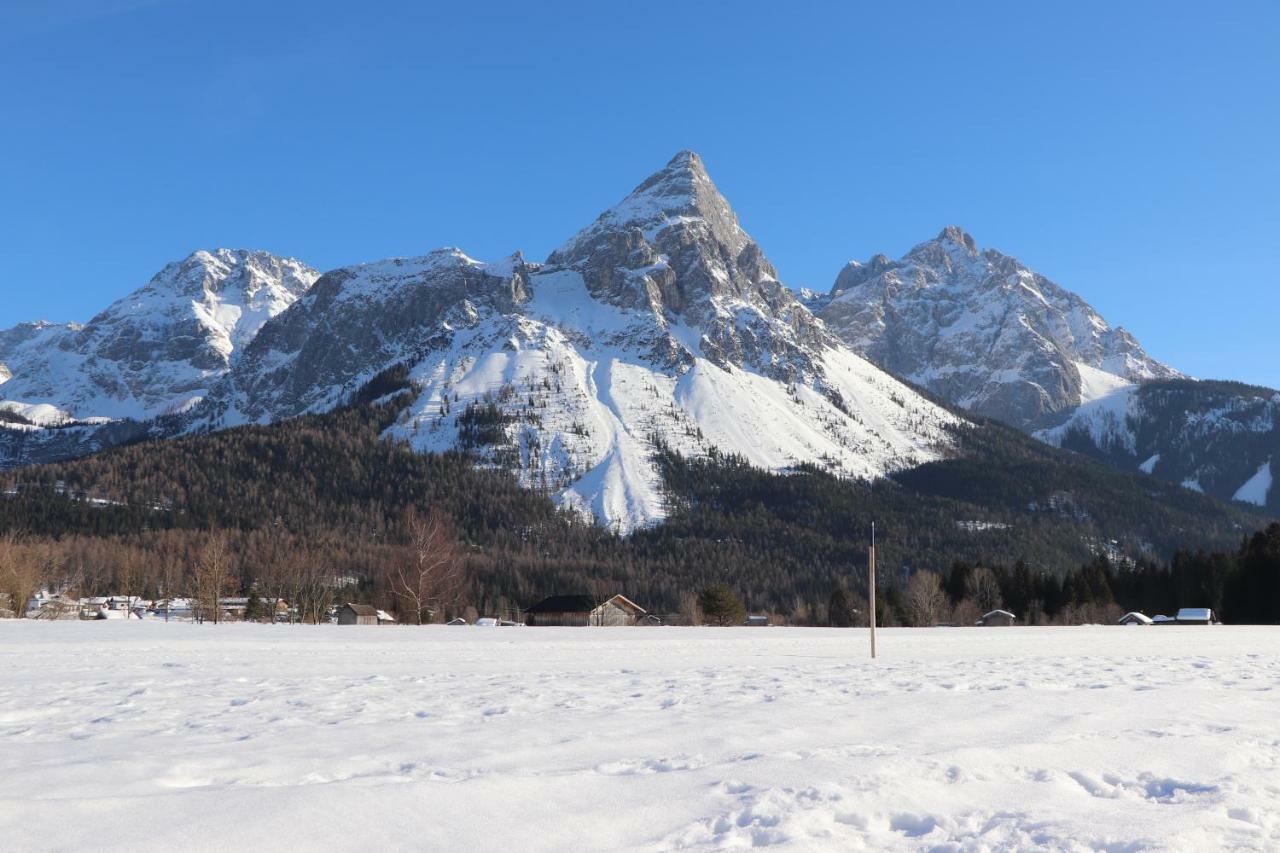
[193,532,233,625]
[386,508,463,625]
[288,545,336,625]
[0,533,43,618]
[678,591,701,626]
[965,566,1004,614]
[951,597,981,627]
[903,570,949,627]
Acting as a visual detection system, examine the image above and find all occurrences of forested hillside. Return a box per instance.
[0,385,1270,622]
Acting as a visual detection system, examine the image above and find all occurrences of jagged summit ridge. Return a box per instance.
[0,249,318,420]
[818,227,1179,428]
[186,152,960,532]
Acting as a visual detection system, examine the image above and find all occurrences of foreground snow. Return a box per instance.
[1,623,1277,851]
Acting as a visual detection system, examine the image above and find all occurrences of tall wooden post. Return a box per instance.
[869,521,877,659]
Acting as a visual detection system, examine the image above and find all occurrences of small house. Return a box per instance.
[743,615,770,627]
[1152,614,1176,625]
[337,603,379,626]
[1118,612,1153,626]
[524,594,646,626]
[977,609,1017,627]
[1175,607,1215,625]
[27,591,81,620]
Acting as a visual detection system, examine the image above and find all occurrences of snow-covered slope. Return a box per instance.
[818,227,1179,429]
[194,152,960,531]
[1040,378,1280,512]
[0,249,317,422]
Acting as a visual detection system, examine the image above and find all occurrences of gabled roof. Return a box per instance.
[526,594,597,614]
[981,609,1016,620]
[342,603,378,617]
[1119,612,1153,624]
[603,594,646,615]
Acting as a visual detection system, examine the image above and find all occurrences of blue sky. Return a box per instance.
[2,1,1277,386]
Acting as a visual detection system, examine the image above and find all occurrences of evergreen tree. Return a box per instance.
[828,586,855,627]
[698,583,746,627]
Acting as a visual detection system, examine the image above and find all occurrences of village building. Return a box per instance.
[26,590,81,620]
[743,615,770,627]
[524,594,646,626]
[1118,612,1154,626]
[977,609,1017,627]
[1175,607,1216,625]
[337,603,379,625]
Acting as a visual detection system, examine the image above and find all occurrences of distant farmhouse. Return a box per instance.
[337,603,379,626]
[1119,612,1154,626]
[978,609,1017,627]
[524,594,646,626]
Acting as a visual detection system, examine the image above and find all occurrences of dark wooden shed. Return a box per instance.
[338,603,379,626]
[525,594,646,626]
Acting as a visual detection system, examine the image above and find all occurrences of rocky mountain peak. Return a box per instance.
[545,151,826,374]
[146,248,316,303]
[935,225,978,253]
[549,149,749,265]
[0,249,319,421]
[819,228,1179,429]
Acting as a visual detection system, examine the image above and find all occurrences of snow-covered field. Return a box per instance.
[2,623,1278,852]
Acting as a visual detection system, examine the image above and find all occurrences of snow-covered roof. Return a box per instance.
[981,610,1017,620]
[1175,608,1213,622]
[1119,612,1153,625]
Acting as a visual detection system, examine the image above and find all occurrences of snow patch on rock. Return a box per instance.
[1233,461,1273,507]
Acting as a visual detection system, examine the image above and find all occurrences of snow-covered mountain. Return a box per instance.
[191,151,960,531]
[817,227,1180,430]
[0,249,318,422]
[813,228,1278,514]
[1040,379,1280,513]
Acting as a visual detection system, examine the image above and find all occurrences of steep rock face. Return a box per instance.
[193,152,961,531]
[0,249,317,421]
[819,227,1179,429]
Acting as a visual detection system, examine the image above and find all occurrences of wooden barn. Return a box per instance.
[977,609,1017,627]
[524,594,646,626]
[337,603,379,626]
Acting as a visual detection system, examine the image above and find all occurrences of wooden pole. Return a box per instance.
[869,521,877,659]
